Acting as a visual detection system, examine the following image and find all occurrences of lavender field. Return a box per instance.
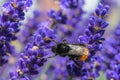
[0,0,120,80]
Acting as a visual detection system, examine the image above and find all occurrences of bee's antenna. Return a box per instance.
[51,39,58,44]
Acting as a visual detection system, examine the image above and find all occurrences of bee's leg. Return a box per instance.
[51,39,58,44]
[69,57,82,68]
[46,54,57,58]
[72,59,82,68]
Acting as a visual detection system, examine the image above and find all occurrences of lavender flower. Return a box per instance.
[0,0,112,80]
[48,0,85,41]
[60,0,84,9]
[78,3,109,56]
[0,0,32,66]
[98,23,120,80]
[37,3,110,80]
[19,11,43,45]
[45,57,69,80]
[9,22,56,80]
[2,0,32,21]
[66,3,109,79]
[48,9,68,24]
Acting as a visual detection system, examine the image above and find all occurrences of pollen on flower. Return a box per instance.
[24,56,29,59]
[17,69,23,75]
[11,2,17,8]
[94,26,102,31]
[43,37,52,43]
[94,61,100,67]
[32,46,39,50]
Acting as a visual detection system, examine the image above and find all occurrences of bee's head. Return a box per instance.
[52,40,70,56]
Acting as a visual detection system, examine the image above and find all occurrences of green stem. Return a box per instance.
[69,76,73,80]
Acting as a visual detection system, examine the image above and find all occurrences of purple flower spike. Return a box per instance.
[65,3,109,79]
[48,9,68,24]
[0,0,33,66]
[19,10,45,45]
[98,23,120,80]
[78,3,109,56]
[9,22,56,79]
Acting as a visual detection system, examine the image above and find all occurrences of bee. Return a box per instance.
[51,40,89,61]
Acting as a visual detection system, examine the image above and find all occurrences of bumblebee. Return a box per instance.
[51,40,89,61]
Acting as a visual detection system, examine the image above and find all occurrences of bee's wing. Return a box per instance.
[68,44,85,56]
[72,43,86,47]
